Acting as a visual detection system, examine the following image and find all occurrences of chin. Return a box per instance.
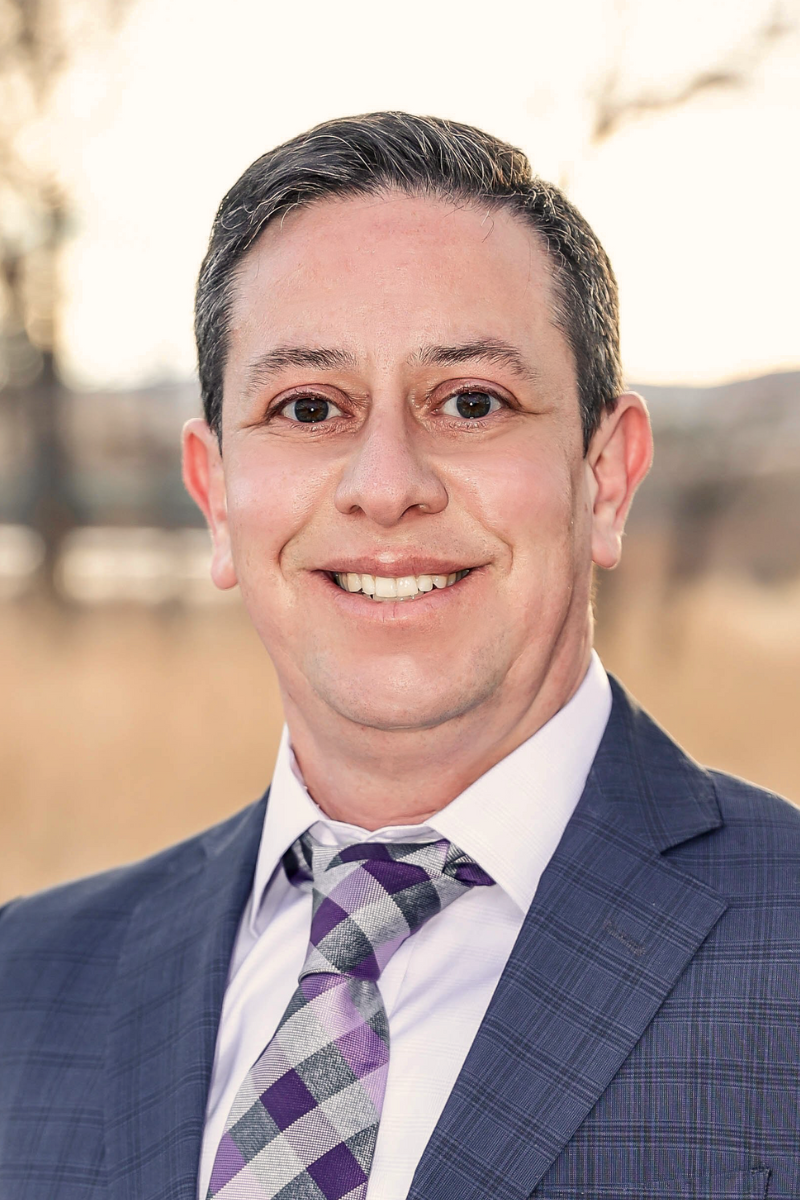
[305,652,508,733]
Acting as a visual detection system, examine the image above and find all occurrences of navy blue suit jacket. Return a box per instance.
[1,680,799,1199]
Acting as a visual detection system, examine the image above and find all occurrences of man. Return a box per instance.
[1,112,798,1200]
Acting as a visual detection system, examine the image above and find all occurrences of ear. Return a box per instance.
[181,418,238,590]
[586,393,653,570]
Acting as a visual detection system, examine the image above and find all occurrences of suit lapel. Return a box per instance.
[104,796,267,1200]
[409,681,729,1200]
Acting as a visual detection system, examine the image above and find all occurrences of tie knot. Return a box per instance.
[283,832,493,980]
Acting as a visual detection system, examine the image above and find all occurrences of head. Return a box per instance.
[184,112,651,748]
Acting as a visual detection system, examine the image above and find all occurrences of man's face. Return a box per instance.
[191,194,613,732]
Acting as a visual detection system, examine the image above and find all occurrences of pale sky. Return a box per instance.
[50,0,800,391]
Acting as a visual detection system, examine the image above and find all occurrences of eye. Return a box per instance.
[284,396,344,423]
[440,390,502,420]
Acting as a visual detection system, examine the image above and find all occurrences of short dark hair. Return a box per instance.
[195,111,623,450]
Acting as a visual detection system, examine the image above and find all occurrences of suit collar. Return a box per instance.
[409,679,727,1200]
[587,676,723,852]
[104,794,267,1200]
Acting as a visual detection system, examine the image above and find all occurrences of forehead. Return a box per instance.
[225,191,567,375]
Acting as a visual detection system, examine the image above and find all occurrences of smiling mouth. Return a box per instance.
[330,569,472,602]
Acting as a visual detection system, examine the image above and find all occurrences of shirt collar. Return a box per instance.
[248,651,611,931]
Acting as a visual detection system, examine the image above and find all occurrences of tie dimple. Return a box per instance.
[208,831,493,1199]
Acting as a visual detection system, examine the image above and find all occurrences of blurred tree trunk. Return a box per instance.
[28,358,73,602]
[3,193,73,599]
[0,0,130,600]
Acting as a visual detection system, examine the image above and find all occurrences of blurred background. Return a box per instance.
[1,0,799,904]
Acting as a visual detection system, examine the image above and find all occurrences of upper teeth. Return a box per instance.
[333,570,469,600]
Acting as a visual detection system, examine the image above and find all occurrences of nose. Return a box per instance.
[334,410,448,526]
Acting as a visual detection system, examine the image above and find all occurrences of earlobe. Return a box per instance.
[589,393,653,571]
[181,418,238,590]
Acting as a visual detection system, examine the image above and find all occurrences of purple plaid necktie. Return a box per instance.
[208,831,493,1199]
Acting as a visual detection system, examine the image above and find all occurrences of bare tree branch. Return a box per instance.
[591,2,796,145]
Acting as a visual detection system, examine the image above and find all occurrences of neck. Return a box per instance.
[281,633,593,831]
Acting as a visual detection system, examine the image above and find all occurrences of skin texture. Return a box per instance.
[183,192,653,828]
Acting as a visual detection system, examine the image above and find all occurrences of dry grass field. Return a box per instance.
[2,550,799,905]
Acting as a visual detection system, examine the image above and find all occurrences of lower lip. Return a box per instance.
[313,569,480,622]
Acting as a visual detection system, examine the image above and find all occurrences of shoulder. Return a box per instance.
[0,796,266,960]
[707,768,800,878]
[710,767,800,834]
[0,795,266,1107]
[665,768,800,910]
[601,677,800,887]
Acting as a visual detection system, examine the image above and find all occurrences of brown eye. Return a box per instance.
[285,397,343,423]
[442,391,501,420]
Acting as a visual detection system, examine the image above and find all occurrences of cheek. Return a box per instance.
[223,444,327,571]
[454,438,580,570]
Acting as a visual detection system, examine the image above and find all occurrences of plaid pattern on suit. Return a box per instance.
[1,678,799,1199]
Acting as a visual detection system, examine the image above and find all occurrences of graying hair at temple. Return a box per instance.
[194,111,624,450]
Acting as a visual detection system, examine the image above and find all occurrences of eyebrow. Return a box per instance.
[242,335,541,394]
[410,338,542,384]
[243,345,359,395]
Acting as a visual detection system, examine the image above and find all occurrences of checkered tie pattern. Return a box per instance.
[207,831,494,1200]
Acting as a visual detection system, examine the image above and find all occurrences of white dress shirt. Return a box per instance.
[199,652,612,1200]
